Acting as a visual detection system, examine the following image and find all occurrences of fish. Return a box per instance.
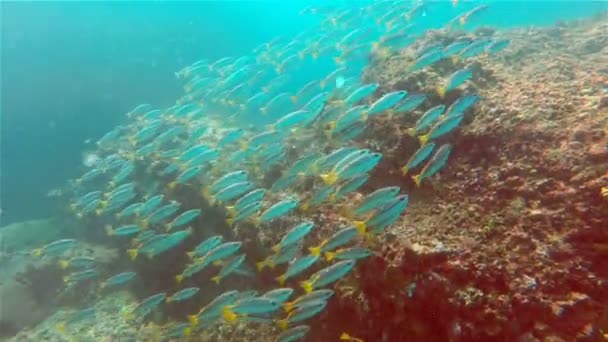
[223,297,281,322]
[263,288,294,303]
[213,181,254,204]
[419,114,465,145]
[142,201,181,228]
[64,269,98,284]
[343,83,379,106]
[114,202,143,219]
[270,110,312,132]
[410,49,444,71]
[340,332,366,342]
[352,186,401,218]
[182,241,243,280]
[486,39,510,55]
[165,209,201,231]
[227,200,263,225]
[272,221,315,253]
[188,235,223,259]
[58,256,96,270]
[401,141,436,175]
[106,224,141,237]
[257,243,300,271]
[218,128,245,148]
[283,289,334,312]
[276,300,327,329]
[365,90,407,117]
[167,287,200,303]
[212,254,246,284]
[324,247,374,262]
[437,67,473,98]
[334,174,369,200]
[32,239,77,257]
[276,325,311,342]
[209,170,249,195]
[326,105,368,137]
[412,144,453,186]
[300,260,356,293]
[162,322,192,339]
[261,92,293,116]
[445,93,480,118]
[229,188,266,215]
[291,80,321,105]
[258,199,299,223]
[411,105,447,135]
[168,166,203,189]
[187,290,240,327]
[320,152,382,186]
[354,195,409,235]
[100,271,136,288]
[276,255,320,286]
[443,40,472,58]
[139,195,164,217]
[309,226,358,257]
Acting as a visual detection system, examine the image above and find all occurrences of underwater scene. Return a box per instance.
[1,1,608,341]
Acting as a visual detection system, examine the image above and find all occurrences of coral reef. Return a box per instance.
[311,12,608,342]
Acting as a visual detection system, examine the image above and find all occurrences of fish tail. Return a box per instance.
[283,302,294,312]
[271,244,280,253]
[56,322,66,334]
[105,225,113,236]
[405,14,411,21]
[312,51,319,59]
[277,275,287,286]
[459,16,467,26]
[419,134,429,146]
[340,333,351,341]
[211,276,221,284]
[166,297,173,303]
[184,327,192,337]
[58,260,69,269]
[451,55,459,64]
[309,246,321,257]
[353,220,367,235]
[187,251,195,259]
[256,261,266,271]
[406,128,416,136]
[223,306,238,322]
[175,275,184,284]
[401,165,410,176]
[320,172,338,185]
[226,217,235,226]
[319,80,326,89]
[290,95,298,104]
[324,252,336,262]
[412,174,422,187]
[277,318,289,330]
[437,86,446,98]
[127,249,138,260]
[31,249,42,257]
[300,280,314,294]
[168,181,177,190]
[187,315,198,327]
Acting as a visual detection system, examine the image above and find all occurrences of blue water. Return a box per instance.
[1,1,606,225]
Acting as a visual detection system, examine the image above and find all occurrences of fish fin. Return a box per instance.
[312,51,319,59]
[176,275,184,284]
[168,182,177,190]
[59,260,69,269]
[406,128,416,136]
[268,260,276,269]
[31,249,42,257]
[187,315,198,327]
[225,206,235,217]
[283,302,294,312]
[127,249,138,260]
[56,322,66,334]
[324,252,336,262]
[226,217,235,226]
[277,275,287,286]
[277,318,289,330]
[187,252,195,259]
[372,42,380,50]
[340,333,351,340]
[401,166,410,176]
[333,56,342,65]
[290,95,298,104]
[211,276,221,284]
[300,280,314,294]
[353,221,367,235]
[320,172,338,185]
[412,174,422,187]
[164,223,172,232]
[271,244,280,253]
[405,13,411,21]
[184,327,192,337]
[319,80,326,89]
[300,202,310,212]
[451,55,459,64]
[360,111,369,121]
[309,246,321,257]
[459,16,467,25]
[418,134,429,146]
[166,297,173,303]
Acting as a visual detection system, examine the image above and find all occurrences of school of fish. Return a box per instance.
[33,2,508,341]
